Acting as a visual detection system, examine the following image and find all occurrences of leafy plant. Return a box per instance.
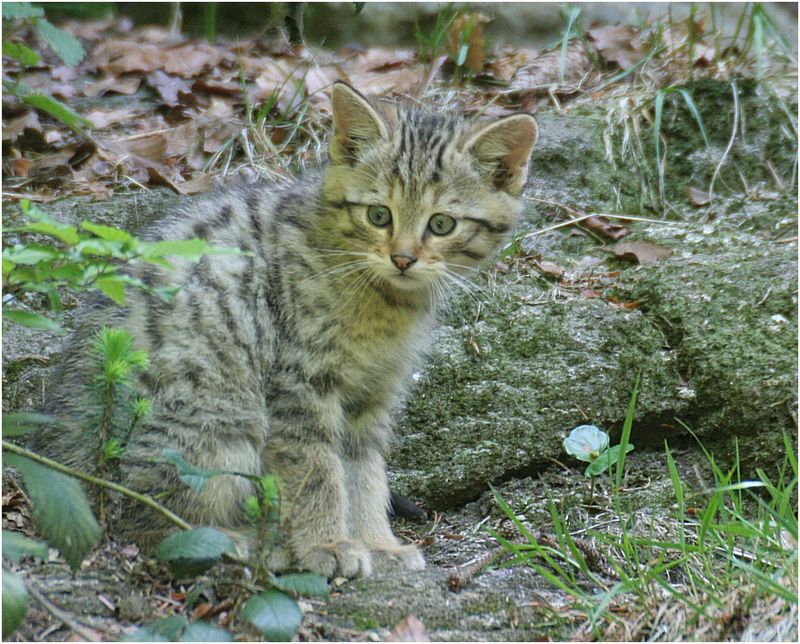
[490,373,797,638]
[564,424,635,478]
[2,2,92,133]
[415,3,459,63]
[2,199,238,332]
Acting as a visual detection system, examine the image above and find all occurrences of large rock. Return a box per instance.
[388,77,798,508]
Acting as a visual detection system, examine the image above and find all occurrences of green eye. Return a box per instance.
[428,213,456,236]
[367,205,392,228]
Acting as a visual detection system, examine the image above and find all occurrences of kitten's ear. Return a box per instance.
[330,81,388,165]
[464,114,538,196]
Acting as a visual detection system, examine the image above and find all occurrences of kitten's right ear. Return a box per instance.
[330,81,388,165]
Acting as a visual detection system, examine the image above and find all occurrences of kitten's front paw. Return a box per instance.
[371,543,426,573]
[297,541,372,579]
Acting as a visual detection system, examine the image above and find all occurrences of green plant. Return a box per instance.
[490,376,797,639]
[415,3,459,63]
[2,3,93,134]
[558,5,582,82]
[563,424,635,478]
[2,200,239,332]
[89,327,151,524]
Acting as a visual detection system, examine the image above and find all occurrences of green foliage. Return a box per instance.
[2,40,40,65]
[125,615,233,642]
[2,3,44,20]
[4,453,101,570]
[563,424,635,478]
[1,413,55,438]
[2,531,49,563]
[125,615,188,642]
[2,200,239,332]
[159,449,227,493]
[3,3,89,132]
[2,569,29,639]
[415,3,458,62]
[493,394,797,636]
[559,5,582,82]
[243,589,302,641]
[179,621,233,642]
[155,527,237,577]
[269,572,329,597]
[33,17,85,66]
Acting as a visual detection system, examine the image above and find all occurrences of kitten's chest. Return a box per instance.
[324,302,430,411]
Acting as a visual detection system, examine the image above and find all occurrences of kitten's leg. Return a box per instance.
[265,432,371,579]
[345,446,425,573]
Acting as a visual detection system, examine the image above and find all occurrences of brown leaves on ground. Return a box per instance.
[588,25,647,70]
[613,241,674,264]
[2,14,615,200]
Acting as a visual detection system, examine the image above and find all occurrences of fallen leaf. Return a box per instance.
[82,75,141,98]
[2,110,42,142]
[536,260,564,278]
[613,241,673,264]
[386,615,430,642]
[582,216,628,240]
[687,186,711,206]
[447,13,491,73]
[83,107,141,129]
[146,70,192,106]
[178,174,215,195]
[11,158,32,177]
[509,42,591,93]
[588,25,646,70]
[486,47,539,82]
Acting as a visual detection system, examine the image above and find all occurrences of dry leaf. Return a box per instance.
[582,216,628,240]
[588,25,646,70]
[687,186,711,206]
[386,615,430,642]
[83,107,141,129]
[509,42,591,93]
[2,111,42,142]
[83,75,141,98]
[447,13,491,73]
[536,260,565,278]
[613,241,673,264]
[486,48,539,82]
[146,70,192,106]
[178,174,215,195]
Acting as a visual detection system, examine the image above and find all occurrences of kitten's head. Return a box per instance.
[321,82,537,297]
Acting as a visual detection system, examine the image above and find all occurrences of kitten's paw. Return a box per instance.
[298,541,372,579]
[370,543,426,573]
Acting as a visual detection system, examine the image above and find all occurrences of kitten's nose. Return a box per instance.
[391,254,417,272]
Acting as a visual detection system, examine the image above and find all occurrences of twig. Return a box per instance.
[448,538,523,592]
[27,583,104,642]
[2,441,192,531]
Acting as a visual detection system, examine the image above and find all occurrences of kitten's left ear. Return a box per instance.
[330,81,388,165]
[464,114,538,196]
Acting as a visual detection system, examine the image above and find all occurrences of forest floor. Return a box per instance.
[3,6,798,643]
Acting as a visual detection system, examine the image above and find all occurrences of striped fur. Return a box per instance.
[38,83,537,578]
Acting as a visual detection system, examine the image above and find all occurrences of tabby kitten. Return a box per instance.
[40,82,538,578]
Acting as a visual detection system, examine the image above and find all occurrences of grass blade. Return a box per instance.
[615,374,639,489]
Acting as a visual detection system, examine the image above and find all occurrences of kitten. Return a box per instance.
[38,82,537,578]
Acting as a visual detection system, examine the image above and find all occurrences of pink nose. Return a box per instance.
[391,254,417,272]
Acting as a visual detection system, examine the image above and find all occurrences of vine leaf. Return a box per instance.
[2,570,29,639]
[270,572,329,597]
[4,454,101,569]
[155,527,236,577]
[243,590,302,641]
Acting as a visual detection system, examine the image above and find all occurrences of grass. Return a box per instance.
[491,382,798,640]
